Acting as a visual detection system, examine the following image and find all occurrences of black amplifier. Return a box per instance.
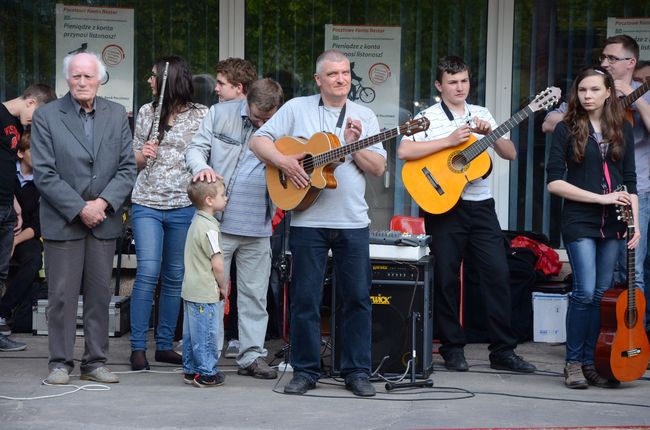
[331,256,434,378]
[371,261,425,282]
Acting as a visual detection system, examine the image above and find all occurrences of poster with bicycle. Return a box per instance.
[325,25,401,130]
[55,4,134,114]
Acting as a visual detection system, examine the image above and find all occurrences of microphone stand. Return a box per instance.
[384,310,433,391]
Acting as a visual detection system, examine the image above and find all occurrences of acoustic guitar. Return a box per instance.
[266,118,429,211]
[595,204,650,382]
[401,87,561,214]
[622,76,650,125]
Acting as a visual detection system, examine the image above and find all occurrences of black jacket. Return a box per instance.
[546,121,636,244]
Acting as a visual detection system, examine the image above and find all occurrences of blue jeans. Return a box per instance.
[0,204,17,283]
[289,227,372,384]
[182,300,224,376]
[130,204,194,351]
[565,237,620,365]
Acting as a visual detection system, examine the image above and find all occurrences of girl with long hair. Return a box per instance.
[546,66,639,389]
[129,55,208,370]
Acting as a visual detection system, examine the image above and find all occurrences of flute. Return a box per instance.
[144,61,170,178]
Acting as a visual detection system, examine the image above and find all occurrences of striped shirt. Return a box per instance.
[409,102,499,201]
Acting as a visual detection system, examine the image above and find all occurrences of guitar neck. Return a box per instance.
[622,80,650,109]
[313,126,401,167]
[627,225,637,308]
[462,105,534,162]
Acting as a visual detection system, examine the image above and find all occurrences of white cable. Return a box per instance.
[0,381,110,401]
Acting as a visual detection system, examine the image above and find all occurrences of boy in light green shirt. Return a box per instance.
[181,178,228,387]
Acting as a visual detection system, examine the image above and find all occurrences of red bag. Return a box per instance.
[510,235,562,277]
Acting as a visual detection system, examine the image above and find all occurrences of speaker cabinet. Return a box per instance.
[331,256,433,378]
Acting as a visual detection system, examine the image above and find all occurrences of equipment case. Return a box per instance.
[32,295,130,337]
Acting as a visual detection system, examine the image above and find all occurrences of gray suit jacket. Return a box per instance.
[31,92,136,241]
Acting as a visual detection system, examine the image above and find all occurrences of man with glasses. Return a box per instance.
[543,35,650,335]
[186,78,284,380]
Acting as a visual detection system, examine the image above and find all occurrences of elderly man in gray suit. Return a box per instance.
[31,52,136,385]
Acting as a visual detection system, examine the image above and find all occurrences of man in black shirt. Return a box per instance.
[0,84,56,352]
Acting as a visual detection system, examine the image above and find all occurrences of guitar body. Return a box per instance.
[595,285,650,382]
[266,132,343,211]
[402,134,493,214]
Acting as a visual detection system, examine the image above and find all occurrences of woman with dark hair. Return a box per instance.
[129,55,208,370]
[547,66,639,389]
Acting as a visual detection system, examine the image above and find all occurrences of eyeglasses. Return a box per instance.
[599,54,633,64]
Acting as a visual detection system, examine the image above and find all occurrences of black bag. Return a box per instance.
[462,247,537,343]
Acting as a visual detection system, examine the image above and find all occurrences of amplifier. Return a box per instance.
[331,256,434,378]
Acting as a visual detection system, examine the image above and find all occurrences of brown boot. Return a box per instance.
[564,362,588,389]
[582,365,619,388]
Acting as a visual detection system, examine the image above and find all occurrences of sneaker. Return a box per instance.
[564,362,588,389]
[192,372,225,388]
[237,357,278,379]
[183,373,197,385]
[80,366,119,383]
[0,317,11,336]
[224,339,240,359]
[0,334,25,351]
[45,368,70,385]
[490,352,536,373]
[582,365,620,388]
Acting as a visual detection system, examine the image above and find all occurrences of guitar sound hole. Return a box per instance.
[450,153,468,172]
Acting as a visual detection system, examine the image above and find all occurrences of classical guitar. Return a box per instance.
[401,87,560,215]
[621,76,650,125]
[595,204,650,382]
[266,118,430,211]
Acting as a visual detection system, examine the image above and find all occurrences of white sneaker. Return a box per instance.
[81,366,119,383]
[224,339,240,358]
[45,368,70,385]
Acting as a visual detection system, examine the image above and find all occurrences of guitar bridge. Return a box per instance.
[422,167,444,196]
[622,348,641,358]
[279,171,288,189]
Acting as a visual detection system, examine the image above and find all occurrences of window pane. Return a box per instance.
[1,0,219,116]
[511,0,649,247]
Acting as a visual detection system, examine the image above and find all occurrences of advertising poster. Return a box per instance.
[325,25,401,130]
[55,4,134,113]
[607,17,650,60]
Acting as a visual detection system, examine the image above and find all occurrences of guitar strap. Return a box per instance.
[440,100,471,124]
[319,97,347,138]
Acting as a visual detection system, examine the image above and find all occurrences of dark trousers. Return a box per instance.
[289,227,372,383]
[0,238,42,319]
[423,198,517,357]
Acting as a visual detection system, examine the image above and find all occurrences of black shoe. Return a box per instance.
[183,373,196,385]
[155,350,182,365]
[192,372,225,388]
[443,350,469,371]
[130,350,150,371]
[345,377,376,397]
[284,374,315,395]
[490,352,536,373]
